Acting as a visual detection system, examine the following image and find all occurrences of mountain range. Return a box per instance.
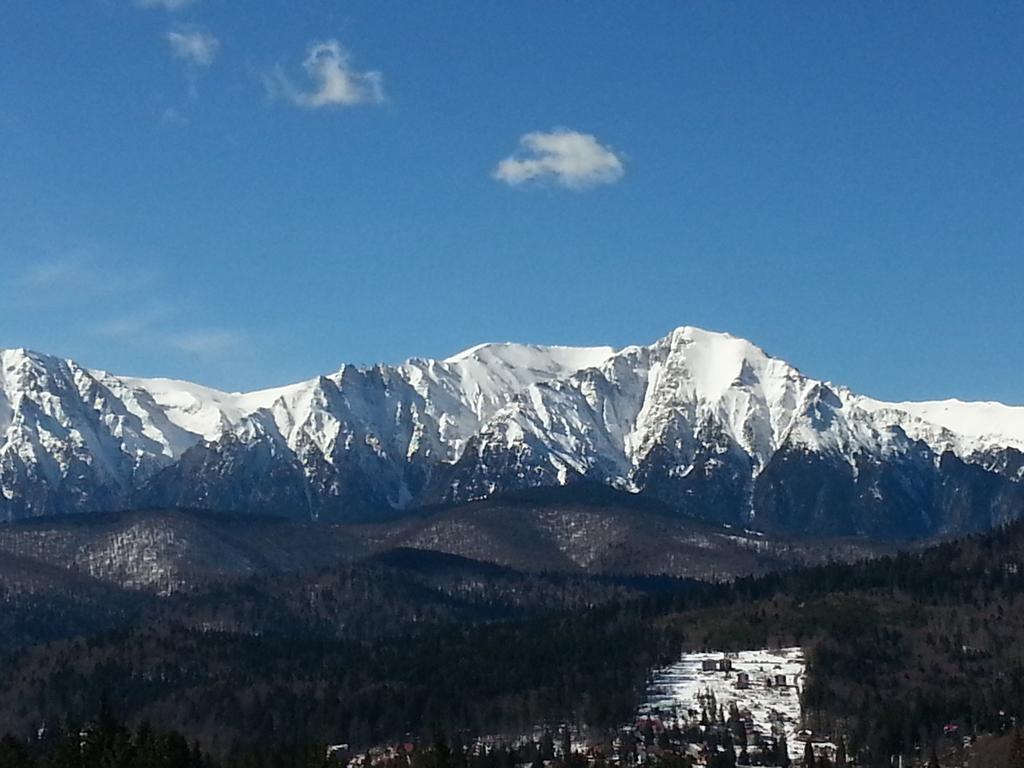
[2,326,1022,539]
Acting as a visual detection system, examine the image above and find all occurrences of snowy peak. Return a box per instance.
[1,328,1022,538]
[660,326,778,402]
[439,341,616,417]
[612,327,820,468]
[857,396,1024,455]
[443,340,615,370]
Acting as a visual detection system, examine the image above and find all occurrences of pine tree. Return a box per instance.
[189,741,205,768]
[803,741,816,768]
[164,731,193,768]
[450,735,467,768]
[0,735,33,768]
[46,720,82,768]
[776,735,791,768]
[835,737,847,767]
[540,732,554,762]
[434,734,453,768]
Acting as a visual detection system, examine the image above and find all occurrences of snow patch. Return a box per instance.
[640,647,806,760]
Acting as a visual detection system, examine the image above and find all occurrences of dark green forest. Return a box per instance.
[3,520,1024,767]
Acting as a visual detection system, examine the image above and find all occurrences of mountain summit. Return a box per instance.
[1,327,1021,538]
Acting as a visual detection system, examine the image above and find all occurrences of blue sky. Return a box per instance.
[1,2,1022,403]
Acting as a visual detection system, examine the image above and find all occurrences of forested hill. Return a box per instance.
[662,520,1024,764]
[0,519,1023,767]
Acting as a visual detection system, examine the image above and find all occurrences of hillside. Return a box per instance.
[0,487,890,600]
[1,516,1024,765]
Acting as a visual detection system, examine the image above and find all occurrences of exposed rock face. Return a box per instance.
[1,328,1022,539]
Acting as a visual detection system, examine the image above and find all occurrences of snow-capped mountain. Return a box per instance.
[1,327,1022,539]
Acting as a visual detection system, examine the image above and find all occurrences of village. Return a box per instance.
[334,648,847,768]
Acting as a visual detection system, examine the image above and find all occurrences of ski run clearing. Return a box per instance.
[639,647,808,761]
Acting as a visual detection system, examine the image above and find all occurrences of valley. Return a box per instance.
[0,324,1020,768]
[1,500,1023,766]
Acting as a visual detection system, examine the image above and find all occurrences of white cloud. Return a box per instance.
[267,40,384,109]
[136,0,198,10]
[166,28,219,67]
[493,129,624,189]
[170,329,244,355]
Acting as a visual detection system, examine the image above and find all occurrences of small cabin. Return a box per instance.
[735,672,750,689]
[719,658,733,672]
[702,659,717,672]
[774,673,788,687]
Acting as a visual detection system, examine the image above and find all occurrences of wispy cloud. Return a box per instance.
[494,129,625,190]
[166,28,219,68]
[93,307,246,360]
[9,252,163,341]
[7,251,243,358]
[97,319,246,360]
[160,106,189,126]
[14,252,157,298]
[159,26,218,122]
[136,0,198,10]
[17,254,88,289]
[266,40,385,109]
[90,306,171,339]
[169,329,245,356]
